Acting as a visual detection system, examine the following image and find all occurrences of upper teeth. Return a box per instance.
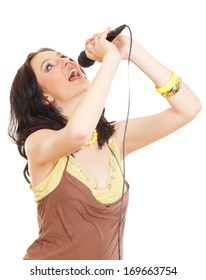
[68,69,77,79]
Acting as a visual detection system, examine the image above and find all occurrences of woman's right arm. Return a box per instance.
[25,28,121,165]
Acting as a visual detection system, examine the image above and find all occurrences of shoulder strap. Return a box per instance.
[107,136,124,177]
[64,156,70,171]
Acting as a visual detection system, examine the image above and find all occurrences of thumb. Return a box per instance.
[100,27,111,39]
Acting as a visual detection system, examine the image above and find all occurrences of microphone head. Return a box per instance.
[78,51,95,68]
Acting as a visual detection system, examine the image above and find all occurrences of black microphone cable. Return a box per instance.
[78,24,133,260]
[117,24,132,260]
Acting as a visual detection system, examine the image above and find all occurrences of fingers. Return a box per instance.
[91,33,99,40]
[84,27,114,63]
[85,27,111,46]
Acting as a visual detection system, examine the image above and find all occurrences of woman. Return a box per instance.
[8,27,201,260]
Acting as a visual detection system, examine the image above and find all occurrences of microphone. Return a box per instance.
[78,24,126,68]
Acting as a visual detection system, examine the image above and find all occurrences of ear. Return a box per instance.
[43,94,54,105]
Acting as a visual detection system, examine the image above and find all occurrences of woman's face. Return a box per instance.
[30,50,89,104]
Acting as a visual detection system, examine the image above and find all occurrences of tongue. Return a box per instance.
[69,75,78,81]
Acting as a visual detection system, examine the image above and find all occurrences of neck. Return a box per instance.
[58,94,83,118]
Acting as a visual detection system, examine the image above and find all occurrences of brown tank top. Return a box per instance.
[24,158,129,260]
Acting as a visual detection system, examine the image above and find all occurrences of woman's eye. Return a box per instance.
[45,63,53,72]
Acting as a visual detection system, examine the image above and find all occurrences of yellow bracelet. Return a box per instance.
[161,77,182,98]
[156,72,178,94]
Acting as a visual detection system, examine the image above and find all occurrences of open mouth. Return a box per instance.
[68,69,81,81]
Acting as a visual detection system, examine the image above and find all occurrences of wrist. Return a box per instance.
[103,49,121,64]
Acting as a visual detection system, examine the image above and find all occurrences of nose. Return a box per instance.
[61,57,71,69]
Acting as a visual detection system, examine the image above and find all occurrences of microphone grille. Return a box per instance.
[78,51,95,68]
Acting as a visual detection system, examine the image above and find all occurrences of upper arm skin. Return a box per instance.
[115,85,201,159]
[25,127,85,166]
[115,108,186,158]
[25,127,88,185]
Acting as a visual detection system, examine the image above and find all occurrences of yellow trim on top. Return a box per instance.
[30,157,67,202]
[30,136,127,204]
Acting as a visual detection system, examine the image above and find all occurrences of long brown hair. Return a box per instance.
[8,48,115,183]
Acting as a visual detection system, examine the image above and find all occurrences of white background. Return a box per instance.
[0,0,205,279]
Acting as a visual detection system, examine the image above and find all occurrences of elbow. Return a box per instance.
[175,83,202,122]
[189,99,202,120]
[74,130,89,145]
[195,101,202,116]
[67,120,96,147]
[184,99,202,123]
[71,128,92,146]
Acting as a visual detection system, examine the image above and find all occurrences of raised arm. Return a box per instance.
[26,28,121,166]
[113,35,202,157]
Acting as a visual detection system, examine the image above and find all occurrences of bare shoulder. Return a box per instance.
[25,129,61,186]
[25,129,56,164]
[25,124,87,166]
[25,129,50,153]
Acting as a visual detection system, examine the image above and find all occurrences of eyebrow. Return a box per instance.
[40,52,62,70]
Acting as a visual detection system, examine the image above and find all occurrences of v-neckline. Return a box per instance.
[69,148,114,191]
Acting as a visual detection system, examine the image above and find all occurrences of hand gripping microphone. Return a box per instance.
[78,24,126,68]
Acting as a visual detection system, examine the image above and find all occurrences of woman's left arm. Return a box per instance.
[113,36,202,158]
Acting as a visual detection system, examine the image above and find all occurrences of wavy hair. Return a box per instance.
[8,48,115,183]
